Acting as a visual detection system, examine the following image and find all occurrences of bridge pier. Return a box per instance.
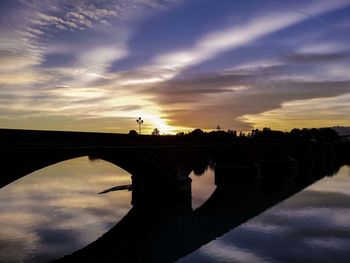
[259,157,298,184]
[214,162,261,188]
[131,174,193,212]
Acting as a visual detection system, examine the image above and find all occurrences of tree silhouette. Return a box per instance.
[152,128,160,135]
[190,129,204,136]
[129,130,138,135]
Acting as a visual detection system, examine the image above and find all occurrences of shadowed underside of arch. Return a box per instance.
[0,129,217,191]
[0,146,208,191]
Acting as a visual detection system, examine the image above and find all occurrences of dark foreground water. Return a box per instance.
[0,157,349,262]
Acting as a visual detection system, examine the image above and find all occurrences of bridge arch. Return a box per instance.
[0,147,186,190]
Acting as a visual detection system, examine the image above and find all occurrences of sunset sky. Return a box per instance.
[1,0,350,134]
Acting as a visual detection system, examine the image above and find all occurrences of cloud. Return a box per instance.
[0,70,50,85]
[141,55,350,129]
[285,52,348,63]
[132,3,350,130]
[113,105,144,112]
[141,72,248,104]
[21,0,183,33]
[0,0,186,102]
[0,27,45,73]
[76,45,128,82]
[103,0,350,117]
[148,0,350,79]
[297,42,349,54]
[241,93,350,130]
[34,13,81,31]
[0,48,42,71]
[1,0,349,133]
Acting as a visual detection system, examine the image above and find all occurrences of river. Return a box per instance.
[0,157,349,262]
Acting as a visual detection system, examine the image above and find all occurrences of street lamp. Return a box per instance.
[136,117,144,134]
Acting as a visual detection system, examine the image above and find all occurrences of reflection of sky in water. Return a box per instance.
[0,157,132,263]
[190,167,216,210]
[178,165,350,263]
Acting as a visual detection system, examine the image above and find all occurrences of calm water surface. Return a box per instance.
[0,157,132,263]
[0,158,349,263]
[178,165,350,263]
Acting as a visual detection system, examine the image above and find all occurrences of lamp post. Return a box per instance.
[136,117,144,135]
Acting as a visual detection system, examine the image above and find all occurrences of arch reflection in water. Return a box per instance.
[0,157,132,263]
[190,167,216,210]
[54,151,346,263]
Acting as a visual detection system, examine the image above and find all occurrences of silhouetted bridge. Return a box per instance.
[1,129,347,205]
[1,128,349,263]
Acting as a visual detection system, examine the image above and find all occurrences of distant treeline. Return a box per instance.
[176,127,341,142]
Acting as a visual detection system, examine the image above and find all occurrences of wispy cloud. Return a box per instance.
[147,0,350,79]
[21,0,183,32]
[143,65,350,130]
[127,0,350,130]
[285,52,348,63]
[241,93,350,130]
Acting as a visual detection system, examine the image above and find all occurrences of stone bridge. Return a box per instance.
[0,128,345,206]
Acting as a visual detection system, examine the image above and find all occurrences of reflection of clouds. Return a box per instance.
[266,207,350,228]
[0,211,51,227]
[203,241,271,263]
[0,238,37,263]
[303,237,349,251]
[190,167,216,210]
[178,165,350,263]
[0,157,132,263]
[179,240,271,263]
[307,166,350,195]
[240,222,285,235]
[0,212,41,262]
